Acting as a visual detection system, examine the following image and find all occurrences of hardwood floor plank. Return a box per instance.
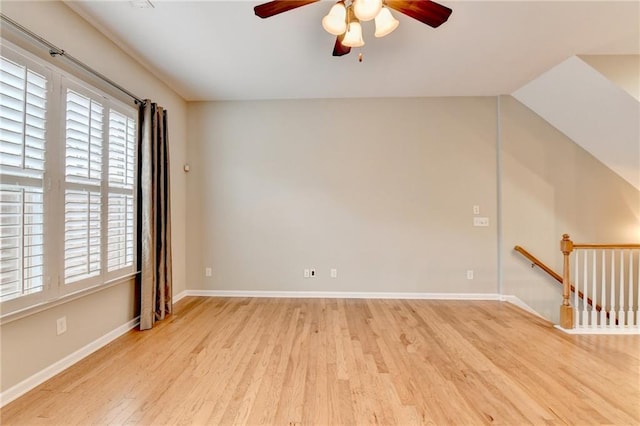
[2,297,639,425]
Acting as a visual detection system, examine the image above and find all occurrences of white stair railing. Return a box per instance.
[560,234,640,331]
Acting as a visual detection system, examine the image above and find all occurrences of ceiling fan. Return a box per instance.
[254,0,453,57]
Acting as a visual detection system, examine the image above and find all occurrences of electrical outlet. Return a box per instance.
[473,205,480,215]
[310,269,316,277]
[304,269,310,278]
[56,316,67,335]
[330,268,337,278]
[205,267,212,277]
[466,270,474,280]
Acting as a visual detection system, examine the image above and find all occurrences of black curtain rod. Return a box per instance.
[1,13,145,105]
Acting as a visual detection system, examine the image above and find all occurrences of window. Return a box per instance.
[0,50,49,306]
[0,42,137,315]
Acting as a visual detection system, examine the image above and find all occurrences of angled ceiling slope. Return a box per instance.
[514,56,640,190]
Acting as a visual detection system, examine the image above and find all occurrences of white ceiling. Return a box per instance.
[64,0,640,101]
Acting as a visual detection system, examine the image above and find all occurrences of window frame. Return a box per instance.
[0,40,139,318]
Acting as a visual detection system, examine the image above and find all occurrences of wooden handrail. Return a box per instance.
[513,245,612,323]
[573,243,640,249]
[514,246,562,283]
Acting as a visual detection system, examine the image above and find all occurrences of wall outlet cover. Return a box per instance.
[56,317,67,335]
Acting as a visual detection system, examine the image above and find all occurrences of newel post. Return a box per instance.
[560,234,574,329]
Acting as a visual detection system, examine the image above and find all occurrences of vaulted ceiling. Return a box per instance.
[65,0,640,101]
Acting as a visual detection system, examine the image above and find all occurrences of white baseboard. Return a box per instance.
[173,290,189,303]
[179,290,547,319]
[554,324,640,335]
[0,316,140,408]
[178,290,503,300]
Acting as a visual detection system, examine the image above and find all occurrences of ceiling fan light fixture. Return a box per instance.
[342,21,364,47]
[322,2,347,36]
[374,7,399,37]
[254,0,453,58]
[353,0,382,22]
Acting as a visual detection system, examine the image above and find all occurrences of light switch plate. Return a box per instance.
[473,217,489,227]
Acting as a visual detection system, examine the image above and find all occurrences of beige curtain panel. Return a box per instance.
[138,101,172,331]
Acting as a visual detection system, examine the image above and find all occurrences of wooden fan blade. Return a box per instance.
[332,34,351,57]
[254,0,320,18]
[385,0,452,28]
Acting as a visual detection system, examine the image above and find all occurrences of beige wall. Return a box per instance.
[580,55,640,101]
[187,97,500,294]
[0,281,138,392]
[0,1,187,392]
[500,95,640,322]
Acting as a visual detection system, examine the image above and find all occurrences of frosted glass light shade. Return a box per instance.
[342,22,364,47]
[353,0,382,21]
[374,7,399,37]
[322,3,347,36]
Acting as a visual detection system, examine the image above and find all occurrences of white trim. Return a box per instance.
[554,325,640,335]
[173,290,189,303]
[0,273,138,325]
[500,295,545,319]
[0,316,140,407]
[496,95,503,296]
[177,290,503,300]
[179,291,549,321]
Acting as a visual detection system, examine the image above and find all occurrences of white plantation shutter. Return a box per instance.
[0,54,47,302]
[1,42,138,314]
[62,83,137,288]
[0,56,47,176]
[108,110,136,188]
[64,189,101,283]
[107,193,134,271]
[65,89,103,184]
[63,88,105,285]
[0,186,45,300]
[107,110,136,273]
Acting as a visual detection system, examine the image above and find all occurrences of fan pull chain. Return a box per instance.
[358,52,363,62]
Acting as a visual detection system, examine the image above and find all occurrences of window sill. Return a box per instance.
[0,272,140,326]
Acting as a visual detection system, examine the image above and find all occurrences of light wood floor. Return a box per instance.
[2,297,639,425]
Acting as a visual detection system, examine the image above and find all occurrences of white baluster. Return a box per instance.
[636,250,640,328]
[610,250,616,328]
[583,250,588,327]
[591,250,597,327]
[575,249,580,327]
[632,250,638,328]
[600,250,606,327]
[619,250,625,327]
[628,250,634,328]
